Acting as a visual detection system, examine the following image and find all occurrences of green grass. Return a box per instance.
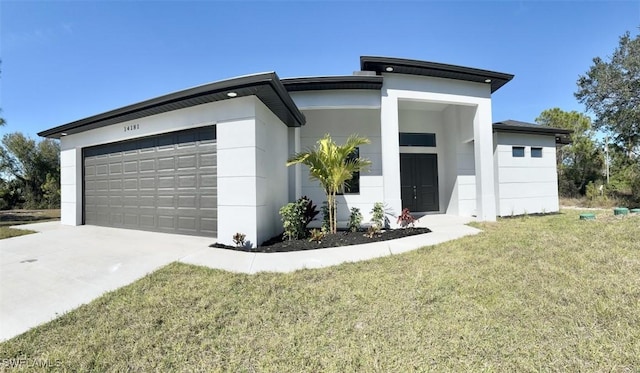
[1,210,639,371]
[0,227,35,239]
[0,209,59,239]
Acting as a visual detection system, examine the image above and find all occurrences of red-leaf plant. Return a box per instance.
[397,208,416,228]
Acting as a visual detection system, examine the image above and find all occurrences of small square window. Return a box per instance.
[531,147,543,158]
[512,146,525,157]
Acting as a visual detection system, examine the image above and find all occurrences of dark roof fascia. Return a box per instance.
[38,72,305,139]
[360,56,514,93]
[281,75,383,92]
[493,120,573,144]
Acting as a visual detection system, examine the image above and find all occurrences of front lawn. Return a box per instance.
[1,210,639,371]
[0,209,59,239]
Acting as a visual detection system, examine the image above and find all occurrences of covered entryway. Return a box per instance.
[83,126,217,236]
[400,153,439,212]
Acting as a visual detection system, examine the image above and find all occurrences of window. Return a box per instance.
[512,146,525,157]
[399,133,436,147]
[531,147,543,158]
[343,148,360,194]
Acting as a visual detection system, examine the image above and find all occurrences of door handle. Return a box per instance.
[413,186,417,200]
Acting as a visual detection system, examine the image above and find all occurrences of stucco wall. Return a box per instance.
[380,73,496,222]
[297,108,383,226]
[58,96,290,247]
[494,132,560,216]
[254,99,289,245]
[59,96,258,228]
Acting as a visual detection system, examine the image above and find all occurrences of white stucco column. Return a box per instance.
[380,92,402,220]
[59,146,82,225]
[473,101,497,221]
[287,127,301,201]
[216,117,260,246]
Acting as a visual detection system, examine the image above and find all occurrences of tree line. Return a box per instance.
[0,63,61,210]
[537,30,640,204]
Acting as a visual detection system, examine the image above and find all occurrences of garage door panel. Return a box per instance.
[158,157,175,170]
[200,218,218,235]
[157,195,175,207]
[200,196,217,209]
[123,178,138,190]
[157,215,176,228]
[139,177,156,190]
[96,164,108,175]
[178,195,197,208]
[177,155,197,170]
[139,195,155,207]
[139,159,156,172]
[140,215,157,228]
[158,176,176,189]
[178,217,197,231]
[83,126,216,237]
[199,174,217,188]
[199,153,216,167]
[123,161,138,173]
[178,175,197,188]
[85,165,96,177]
[109,179,123,190]
[110,213,124,225]
[123,214,138,225]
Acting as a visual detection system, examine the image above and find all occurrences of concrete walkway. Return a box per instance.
[180,215,480,273]
[0,215,479,341]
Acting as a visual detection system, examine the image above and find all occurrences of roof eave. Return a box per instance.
[38,72,305,139]
[359,56,514,93]
[281,75,383,92]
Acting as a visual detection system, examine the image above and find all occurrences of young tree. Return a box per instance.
[536,108,603,196]
[575,31,640,158]
[0,61,5,127]
[287,134,371,234]
[0,133,60,209]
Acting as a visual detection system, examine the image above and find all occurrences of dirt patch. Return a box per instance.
[211,227,431,253]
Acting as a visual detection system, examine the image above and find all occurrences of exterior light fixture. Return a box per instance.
[385,66,394,72]
[60,133,68,136]
[484,79,492,83]
[227,92,238,97]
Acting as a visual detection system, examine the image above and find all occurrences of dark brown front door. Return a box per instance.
[400,153,439,212]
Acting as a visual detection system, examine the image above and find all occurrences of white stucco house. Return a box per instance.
[39,56,571,246]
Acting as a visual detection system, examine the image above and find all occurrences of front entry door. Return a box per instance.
[400,153,439,212]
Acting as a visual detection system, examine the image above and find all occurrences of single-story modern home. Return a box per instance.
[39,56,571,247]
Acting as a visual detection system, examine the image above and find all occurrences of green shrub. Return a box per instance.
[348,207,363,232]
[279,197,319,240]
[370,202,386,229]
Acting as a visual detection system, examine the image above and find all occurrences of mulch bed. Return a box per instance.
[210,227,431,253]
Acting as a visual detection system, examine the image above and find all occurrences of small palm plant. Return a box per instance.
[287,134,371,234]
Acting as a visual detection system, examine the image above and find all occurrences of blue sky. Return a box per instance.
[1,1,639,140]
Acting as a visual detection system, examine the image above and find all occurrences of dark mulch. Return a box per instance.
[210,227,431,253]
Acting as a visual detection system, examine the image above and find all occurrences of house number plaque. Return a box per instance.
[124,124,140,132]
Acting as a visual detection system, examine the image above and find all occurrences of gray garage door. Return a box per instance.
[83,126,217,237]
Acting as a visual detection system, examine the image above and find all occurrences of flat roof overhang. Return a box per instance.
[493,120,573,145]
[360,56,514,93]
[38,72,306,139]
[281,75,383,92]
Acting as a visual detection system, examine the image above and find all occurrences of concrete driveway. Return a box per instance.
[0,222,212,342]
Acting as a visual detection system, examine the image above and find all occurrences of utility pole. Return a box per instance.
[605,136,610,184]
